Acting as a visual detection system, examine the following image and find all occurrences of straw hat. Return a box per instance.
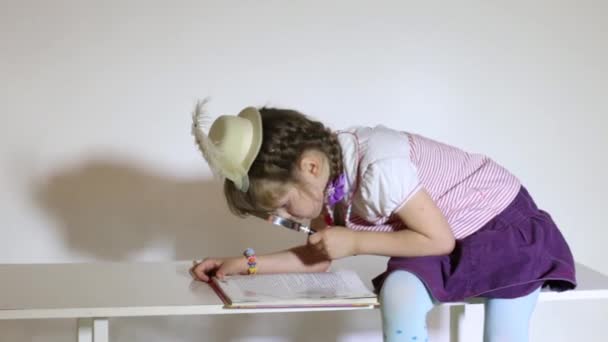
[191,99,262,192]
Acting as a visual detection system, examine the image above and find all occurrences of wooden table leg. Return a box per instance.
[78,318,108,342]
[450,303,484,342]
[77,318,92,342]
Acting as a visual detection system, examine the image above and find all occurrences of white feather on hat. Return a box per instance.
[191,98,262,192]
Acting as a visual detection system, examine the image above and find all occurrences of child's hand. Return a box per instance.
[307,226,359,260]
[189,257,247,282]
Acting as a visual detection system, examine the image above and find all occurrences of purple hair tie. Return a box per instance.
[325,173,346,207]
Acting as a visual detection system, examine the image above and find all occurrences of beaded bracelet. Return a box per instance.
[243,247,257,275]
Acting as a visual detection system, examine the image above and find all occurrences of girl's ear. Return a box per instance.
[298,150,323,178]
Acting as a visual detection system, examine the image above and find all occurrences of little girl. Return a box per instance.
[189,100,576,342]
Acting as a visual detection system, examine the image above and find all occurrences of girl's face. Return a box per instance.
[271,149,330,221]
[275,181,325,221]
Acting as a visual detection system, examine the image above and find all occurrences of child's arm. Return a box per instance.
[309,188,456,259]
[191,243,331,282]
[356,188,455,256]
[258,244,332,273]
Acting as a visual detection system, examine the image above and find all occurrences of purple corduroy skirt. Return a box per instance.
[371,186,577,302]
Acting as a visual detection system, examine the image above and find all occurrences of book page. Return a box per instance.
[214,270,375,303]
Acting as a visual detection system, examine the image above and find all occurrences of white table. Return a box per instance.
[1,261,607,342]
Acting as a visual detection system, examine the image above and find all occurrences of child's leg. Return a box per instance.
[379,270,435,342]
[483,287,541,342]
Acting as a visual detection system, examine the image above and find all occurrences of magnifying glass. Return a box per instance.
[266,214,316,235]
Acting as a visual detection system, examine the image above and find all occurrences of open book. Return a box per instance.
[210,270,379,309]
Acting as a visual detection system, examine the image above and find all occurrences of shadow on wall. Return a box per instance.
[31,158,307,261]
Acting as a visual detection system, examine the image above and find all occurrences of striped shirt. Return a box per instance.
[337,125,521,240]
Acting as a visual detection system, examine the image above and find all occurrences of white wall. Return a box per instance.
[1,1,606,341]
